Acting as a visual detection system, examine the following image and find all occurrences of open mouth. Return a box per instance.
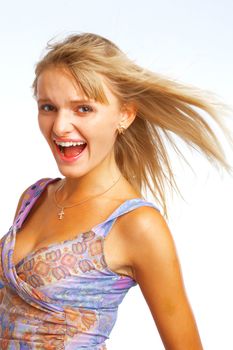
[54,141,87,159]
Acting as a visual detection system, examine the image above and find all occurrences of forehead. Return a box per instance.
[37,67,87,99]
[36,66,119,106]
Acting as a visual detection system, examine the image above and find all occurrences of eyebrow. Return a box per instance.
[37,98,93,104]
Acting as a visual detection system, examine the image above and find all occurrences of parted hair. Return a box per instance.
[31,32,233,219]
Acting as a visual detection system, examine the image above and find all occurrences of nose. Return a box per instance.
[52,108,76,136]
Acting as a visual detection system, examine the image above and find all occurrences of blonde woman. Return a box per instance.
[0,32,232,349]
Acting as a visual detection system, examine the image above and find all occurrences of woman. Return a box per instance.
[0,32,232,349]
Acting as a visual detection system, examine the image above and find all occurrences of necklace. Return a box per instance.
[53,174,122,220]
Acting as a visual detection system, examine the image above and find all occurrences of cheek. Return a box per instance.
[92,113,118,138]
[90,121,117,152]
[38,116,52,137]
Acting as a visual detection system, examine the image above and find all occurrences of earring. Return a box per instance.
[118,123,127,135]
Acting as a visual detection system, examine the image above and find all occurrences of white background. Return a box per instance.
[0,1,233,349]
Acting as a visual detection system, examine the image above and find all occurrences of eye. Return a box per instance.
[39,104,55,112]
[77,105,94,113]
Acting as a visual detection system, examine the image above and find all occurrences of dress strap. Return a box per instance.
[93,198,161,238]
[12,177,61,231]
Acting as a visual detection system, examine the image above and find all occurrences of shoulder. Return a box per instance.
[13,177,51,221]
[119,204,176,278]
[121,203,168,243]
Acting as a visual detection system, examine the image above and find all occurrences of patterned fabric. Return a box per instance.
[0,177,160,349]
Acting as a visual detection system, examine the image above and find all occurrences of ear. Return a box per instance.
[119,102,137,128]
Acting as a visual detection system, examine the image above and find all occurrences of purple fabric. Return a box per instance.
[0,177,160,349]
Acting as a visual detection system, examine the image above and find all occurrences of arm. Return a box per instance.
[127,207,204,350]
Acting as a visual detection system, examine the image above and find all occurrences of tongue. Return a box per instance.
[63,145,86,158]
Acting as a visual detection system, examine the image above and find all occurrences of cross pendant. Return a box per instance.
[58,208,64,220]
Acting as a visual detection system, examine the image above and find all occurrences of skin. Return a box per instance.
[13,66,204,349]
[36,65,136,201]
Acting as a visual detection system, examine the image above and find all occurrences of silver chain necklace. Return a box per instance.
[53,174,122,220]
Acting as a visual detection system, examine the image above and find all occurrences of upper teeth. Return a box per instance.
[54,140,86,147]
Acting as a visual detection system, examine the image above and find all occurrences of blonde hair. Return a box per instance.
[31,32,233,219]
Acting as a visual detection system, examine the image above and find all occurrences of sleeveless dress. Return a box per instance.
[0,177,160,349]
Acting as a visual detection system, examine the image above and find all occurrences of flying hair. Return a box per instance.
[31,31,233,219]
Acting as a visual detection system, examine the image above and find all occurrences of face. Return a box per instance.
[36,66,135,179]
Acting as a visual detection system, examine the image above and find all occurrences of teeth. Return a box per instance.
[54,140,86,147]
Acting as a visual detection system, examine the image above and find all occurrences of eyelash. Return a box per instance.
[39,104,94,113]
[77,105,94,113]
[39,104,54,112]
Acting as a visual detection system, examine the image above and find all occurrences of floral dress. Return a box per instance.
[0,177,160,349]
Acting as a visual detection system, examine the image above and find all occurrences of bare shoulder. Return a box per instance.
[127,204,166,236]
[120,205,173,261]
[117,204,176,277]
[126,204,177,273]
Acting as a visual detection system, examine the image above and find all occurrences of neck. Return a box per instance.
[56,167,122,205]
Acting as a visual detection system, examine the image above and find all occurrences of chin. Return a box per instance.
[55,165,86,179]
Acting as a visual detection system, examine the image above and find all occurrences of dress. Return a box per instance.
[0,177,160,349]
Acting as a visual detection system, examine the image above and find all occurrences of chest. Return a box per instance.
[12,197,133,279]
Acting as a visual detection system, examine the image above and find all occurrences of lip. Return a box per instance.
[53,140,87,163]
